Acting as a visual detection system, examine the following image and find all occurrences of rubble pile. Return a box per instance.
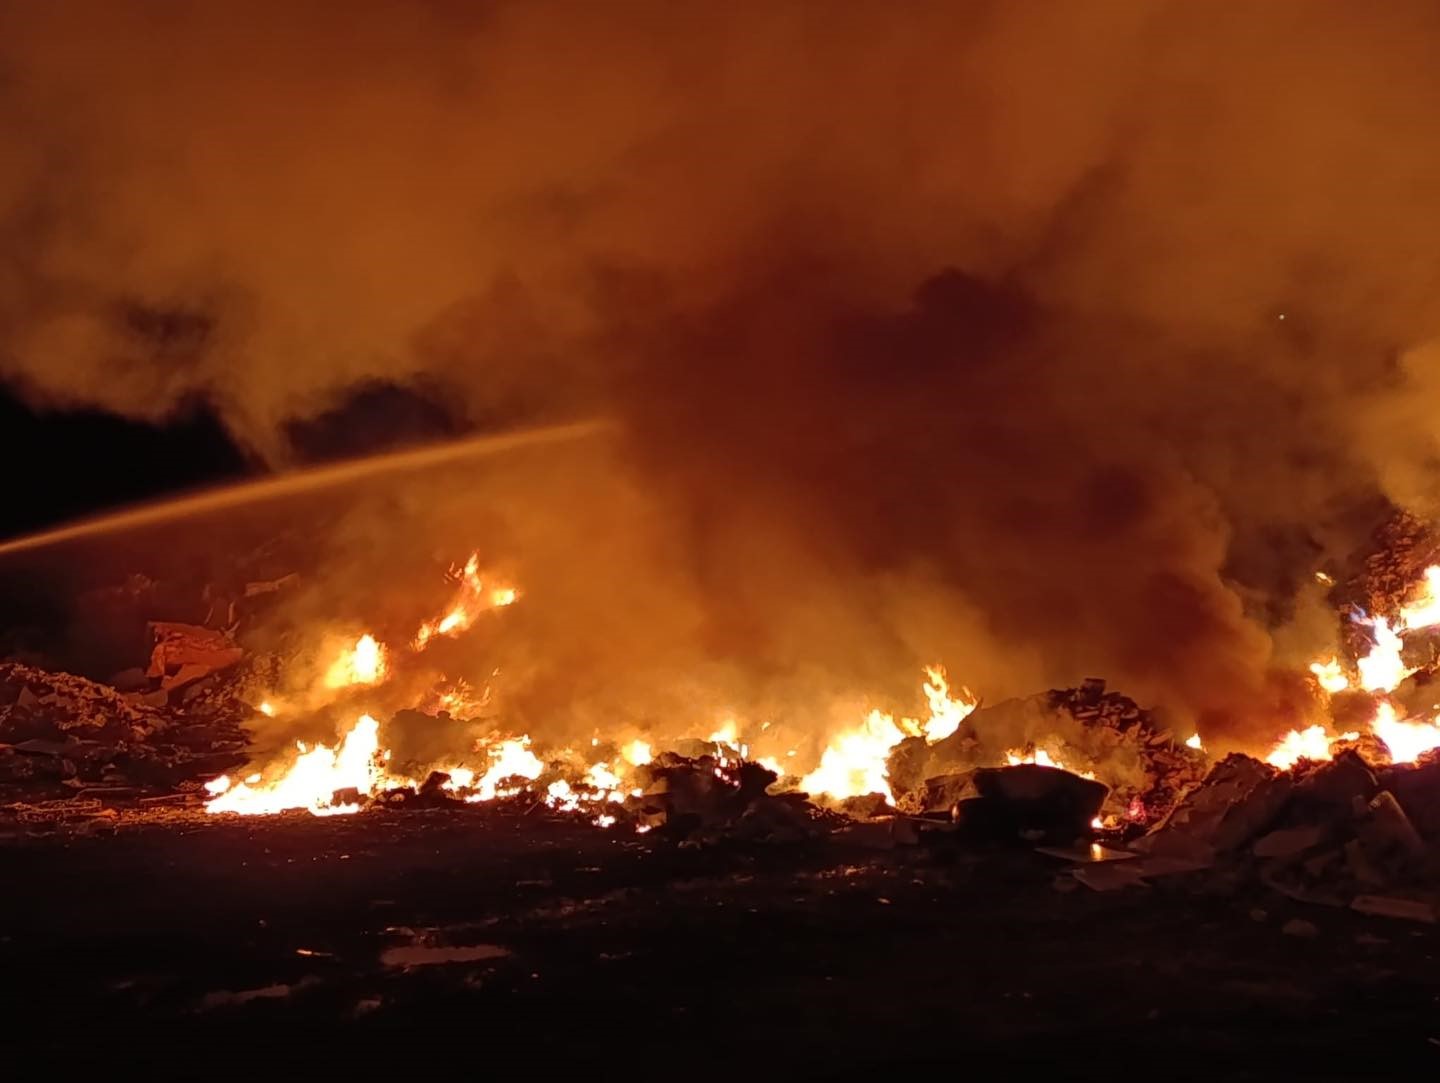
[935,763,1109,843]
[1105,750,1440,921]
[1344,510,1440,620]
[0,659,250,803]
[633,753,839,843]
[889,679,1207,827]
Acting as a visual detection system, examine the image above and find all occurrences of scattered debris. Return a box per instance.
[1350,894,1437,923]
[1035,842,1137,863]
[1072,862,1149,892]
[380,944,511,968]
[199,978,318,1010]
[146,622,245,691]
[0,659,249,806]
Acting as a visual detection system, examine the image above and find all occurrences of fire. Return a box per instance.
[1399,565,1440,631]
[459,737,545,802]
[323,633,386,689]
[586,760,623,793]
[707,720,741,749]
[1004,747,1098,780]
[206,714,385,816]
[1263,724,1358,770]
[621,739,653,766]
[920,665,976,741]
[800,708,905,804]
[799,665,978,803]
[1308,657,1350,695]
[1371,701,1440,764]
[1356,617,1414,693]
[1185,732,1204,750]
[414,553,519,649]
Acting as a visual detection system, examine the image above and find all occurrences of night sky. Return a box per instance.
[0,385,248,541]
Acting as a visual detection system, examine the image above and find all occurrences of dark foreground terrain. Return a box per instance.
[3,810,1437,1074]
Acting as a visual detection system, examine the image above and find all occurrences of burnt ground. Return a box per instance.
[2,812,1438,1074]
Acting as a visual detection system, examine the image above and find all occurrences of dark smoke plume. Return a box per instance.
[5,1,1440,747]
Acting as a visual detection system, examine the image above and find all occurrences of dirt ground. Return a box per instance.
[3,810,1437,1073]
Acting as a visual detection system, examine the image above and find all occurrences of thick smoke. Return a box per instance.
[4,1,1440,747]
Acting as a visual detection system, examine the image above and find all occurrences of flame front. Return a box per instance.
[459,737,545,802]
[1372,702,1440,763]
[800,709,906,804]
[1264,724,1340,770]
[206,714,385,816]
[799,666,977,803]
[1290,564,1440,769]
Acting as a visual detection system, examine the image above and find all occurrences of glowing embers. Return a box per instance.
[414,553,519,650]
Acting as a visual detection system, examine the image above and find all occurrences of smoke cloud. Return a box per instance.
[5,0,1440,747]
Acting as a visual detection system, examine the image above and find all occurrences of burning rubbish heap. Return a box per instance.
[5,513,1440,920]
[887,678,1207,830]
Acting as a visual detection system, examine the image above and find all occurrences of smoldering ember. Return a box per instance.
[5,1,1440,1072]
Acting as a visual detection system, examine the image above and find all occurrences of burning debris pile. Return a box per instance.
[886,679,1207,830]
[8,505,1440,925]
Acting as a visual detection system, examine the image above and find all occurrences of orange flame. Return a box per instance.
[1372,701,1440,763]
[920,665,976,741]
[414,553,519,649]
[1263,724,1360,770]
[800,708,906,804]
[1356,617,1414,692]
[206,714,385,815]
[323,633,386,689]
[1399,565,1440,632]
[1004,747,1098,779]
[800,665,977,803]
[1308,657,1350,695]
